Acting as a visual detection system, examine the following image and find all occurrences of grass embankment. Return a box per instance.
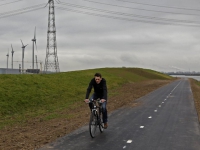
[0,68,174,149]
[0,68,172,129]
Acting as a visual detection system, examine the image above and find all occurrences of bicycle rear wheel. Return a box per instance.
[89,111,97,138]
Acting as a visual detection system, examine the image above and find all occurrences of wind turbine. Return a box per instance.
[6,49,9,70]
[20,39,28,73]
[11,44,14,69]
[32,27,37,69]
[35,55,38,69]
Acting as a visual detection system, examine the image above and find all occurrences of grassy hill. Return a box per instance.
[0,67,172,129]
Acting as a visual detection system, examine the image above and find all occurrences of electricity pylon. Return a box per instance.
[44,0,60,73]
[32,27,37,69]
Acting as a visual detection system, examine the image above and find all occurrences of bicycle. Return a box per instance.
[88,98,105,138]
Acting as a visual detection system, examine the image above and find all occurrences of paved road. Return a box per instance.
[39,78,200,150]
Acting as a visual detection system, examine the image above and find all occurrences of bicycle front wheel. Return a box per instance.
[99,110,104,133]
[99,114,104,133]
[89,111,97,138]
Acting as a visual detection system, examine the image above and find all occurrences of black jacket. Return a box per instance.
[85,78,107,100]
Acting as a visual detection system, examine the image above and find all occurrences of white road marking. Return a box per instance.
[171,81,181,92]
[140,126,144,128]
[162,102,164,103]
[123,146,126,149]
[159,105,161,107]
[127,140,132,143]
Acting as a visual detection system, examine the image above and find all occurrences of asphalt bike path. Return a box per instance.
[39,78,200,150]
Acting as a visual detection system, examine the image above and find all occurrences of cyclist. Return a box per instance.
[84,73,108,129]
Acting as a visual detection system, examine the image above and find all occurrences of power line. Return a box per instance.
[115,0,200,11]
[0,7,44,19]
[0,0,24,6]
[82,0,200,17]
[0,0,199,26]
[0,3,46,18]
[55,6,200,27]
[58,2,200,24]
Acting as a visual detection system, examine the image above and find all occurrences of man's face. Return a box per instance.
[95,76,102,84]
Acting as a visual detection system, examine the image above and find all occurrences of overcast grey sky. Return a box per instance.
[0,0,200,72]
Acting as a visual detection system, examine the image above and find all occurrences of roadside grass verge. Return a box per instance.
[0,67,172,129]
[190,79,200,122]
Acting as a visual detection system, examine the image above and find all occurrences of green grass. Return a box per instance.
[195,80,200,86]
[0,67,172,128]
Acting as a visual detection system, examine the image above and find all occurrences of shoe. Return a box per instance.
[104,122,108,129]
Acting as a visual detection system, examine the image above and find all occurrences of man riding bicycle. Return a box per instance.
[84,73,108,129]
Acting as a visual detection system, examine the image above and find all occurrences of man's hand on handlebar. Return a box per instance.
[84,99,90,103]
[100,99,106,103]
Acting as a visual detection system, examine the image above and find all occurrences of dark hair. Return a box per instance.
[94,73,102,78]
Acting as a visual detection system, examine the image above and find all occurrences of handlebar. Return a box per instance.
[84,99,106,104]
[92,99,106,103]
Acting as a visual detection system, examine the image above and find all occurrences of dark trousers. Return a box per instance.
[89,93,108,123]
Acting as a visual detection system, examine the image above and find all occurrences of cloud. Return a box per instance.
[0,0,200,72]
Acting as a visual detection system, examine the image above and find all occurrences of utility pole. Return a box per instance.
[44,0,60,73]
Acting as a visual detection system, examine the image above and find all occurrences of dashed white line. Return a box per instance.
[122,81,181,150]
[171,81,181,92]
[127,140,132,143]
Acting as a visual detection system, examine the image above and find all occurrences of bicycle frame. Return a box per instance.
[89,99,104,138]
[91,99,102,123]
